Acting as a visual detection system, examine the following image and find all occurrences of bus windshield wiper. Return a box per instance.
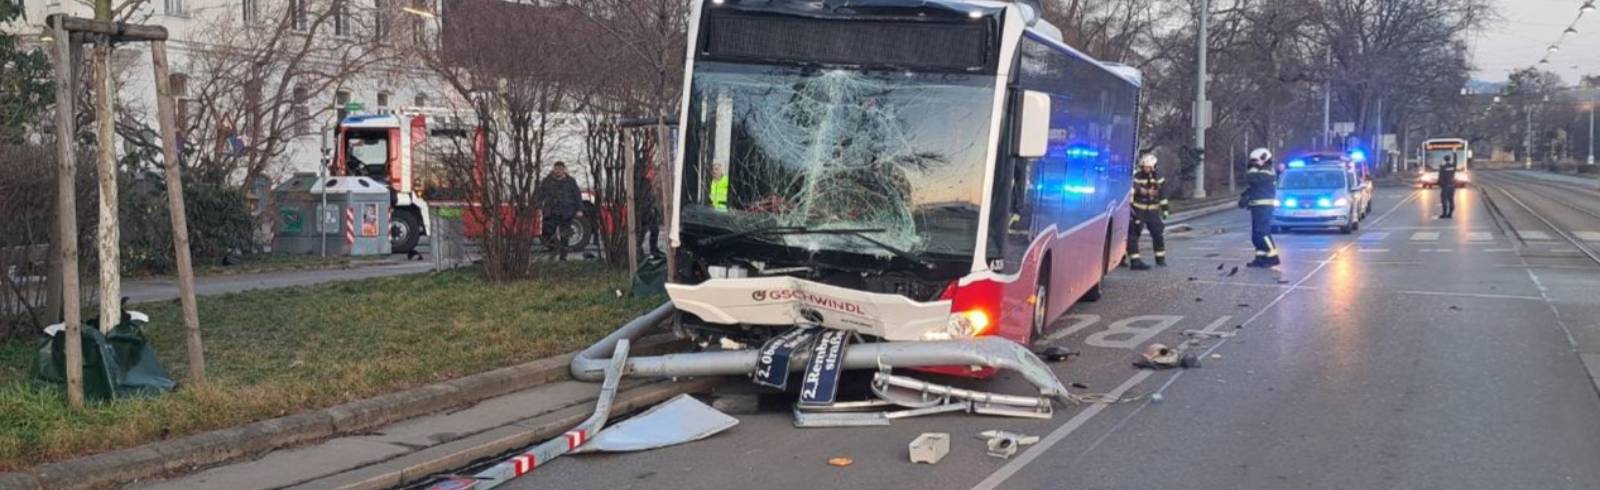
[696,226,933,269]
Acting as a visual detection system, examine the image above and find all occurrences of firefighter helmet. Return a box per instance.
[1138,153,1158,168]
[1249,148,1273,162]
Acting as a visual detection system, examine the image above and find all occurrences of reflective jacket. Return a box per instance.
[709,176,730,210]
[1240,164,1278,208]
[1131,168,1170,213]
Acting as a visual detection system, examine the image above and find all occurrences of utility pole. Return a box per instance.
[1323,51,1332,150]
[1526,105,1535,170]
[1589,98,1595,166]
[1192,0,1210,199]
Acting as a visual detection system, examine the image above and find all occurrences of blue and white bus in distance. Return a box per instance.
[666,0,1143,359]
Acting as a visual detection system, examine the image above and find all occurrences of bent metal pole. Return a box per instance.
[430,340,631,490]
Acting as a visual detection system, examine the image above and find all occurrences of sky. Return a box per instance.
[1472,0,1600,84]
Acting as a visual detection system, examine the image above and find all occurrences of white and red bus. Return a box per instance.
[665,0,1142,352]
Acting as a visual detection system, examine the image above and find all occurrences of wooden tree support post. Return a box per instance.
[624,129,639,276]
[48,16,84,409]
[151,40,205,384]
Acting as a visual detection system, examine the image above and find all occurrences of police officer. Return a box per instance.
[1127,153,1170,270]
[1438,154,1459,219]
[1240,148,1281,268]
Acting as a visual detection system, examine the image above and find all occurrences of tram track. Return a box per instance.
[1478,172,1600,267]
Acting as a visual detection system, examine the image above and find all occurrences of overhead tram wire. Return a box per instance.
[1536,1,1597,68]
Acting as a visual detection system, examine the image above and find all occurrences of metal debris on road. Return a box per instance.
[909,433,951,465]
[429,341,632,490]
[573,394,738,453]
[978,430,1040,459]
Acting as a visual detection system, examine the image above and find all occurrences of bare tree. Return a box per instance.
[180,0,395,191]
[421,0,601,280]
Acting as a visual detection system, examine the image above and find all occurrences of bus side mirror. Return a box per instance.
[1017,91,1051,159]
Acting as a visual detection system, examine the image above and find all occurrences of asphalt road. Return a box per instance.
[497,174,1600,490]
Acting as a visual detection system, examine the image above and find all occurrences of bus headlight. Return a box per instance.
[946,309,992,337]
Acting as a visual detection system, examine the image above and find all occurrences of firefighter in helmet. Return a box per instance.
[1127,152,1170,270]
[1240,148,1281,268]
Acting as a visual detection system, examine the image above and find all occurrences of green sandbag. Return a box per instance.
[631,255,668,298]
[32,313,176,401]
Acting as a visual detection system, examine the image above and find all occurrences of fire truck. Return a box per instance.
[330,108,598,254]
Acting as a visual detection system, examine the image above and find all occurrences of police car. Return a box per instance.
[1271,154,1373,234]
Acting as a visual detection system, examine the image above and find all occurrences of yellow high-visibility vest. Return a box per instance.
[710,176,730,211]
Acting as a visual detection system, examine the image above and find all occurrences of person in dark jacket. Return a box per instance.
[538,162,584,261]
[1438,154,1459,219]
[1127,153,1170,270]
[1240,148,1280,268]
[637,162,662,256]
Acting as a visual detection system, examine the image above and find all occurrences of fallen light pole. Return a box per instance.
[430,340,632,490]
[569,304,1073,404]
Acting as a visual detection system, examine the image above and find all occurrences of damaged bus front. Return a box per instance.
[668,0,1145,352]
[668,0,1143,356]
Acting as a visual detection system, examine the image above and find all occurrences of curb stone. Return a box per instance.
[5,328,680,490]
[0,472,41,490]
[291,377,722,490]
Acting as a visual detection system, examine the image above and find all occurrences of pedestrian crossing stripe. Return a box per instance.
[1359,232,1389,241]
[1519,230,1554,241]
[1468,232,1493,242]
[1577,231,1600,242]
[1411,232,1441,241]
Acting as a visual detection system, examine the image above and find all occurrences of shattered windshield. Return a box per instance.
[678,62,996,260]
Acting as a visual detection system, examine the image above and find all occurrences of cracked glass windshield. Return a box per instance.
[679,62,996,260]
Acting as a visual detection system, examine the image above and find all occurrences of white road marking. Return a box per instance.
[1484,248,1517,253]
[1419,249,1455,253]
[1358,248,1390,253]
[1519,230,1554,241]
[1577,231,1600,242]
[1044,314,1102,342]
[1359,232,1389,241]
[1411,231,1440,241]
[972,190,1423,490]
[1393,290,1544,302]
[1084,316,1184,349]
[1468,232,1494,242]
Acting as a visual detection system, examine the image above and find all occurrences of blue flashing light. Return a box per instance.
[1316,197,1334,208]
[1064,146,1101,159]
[1349,149,1367,162]
[1063,185,1097,195]
[1284,197,1299,208]
[1288,159,1307,168]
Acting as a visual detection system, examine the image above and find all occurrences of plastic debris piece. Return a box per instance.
[909,433,950,464]
[1034,346,1079,362]
[574,394,739,453]
[828,457,854,467]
